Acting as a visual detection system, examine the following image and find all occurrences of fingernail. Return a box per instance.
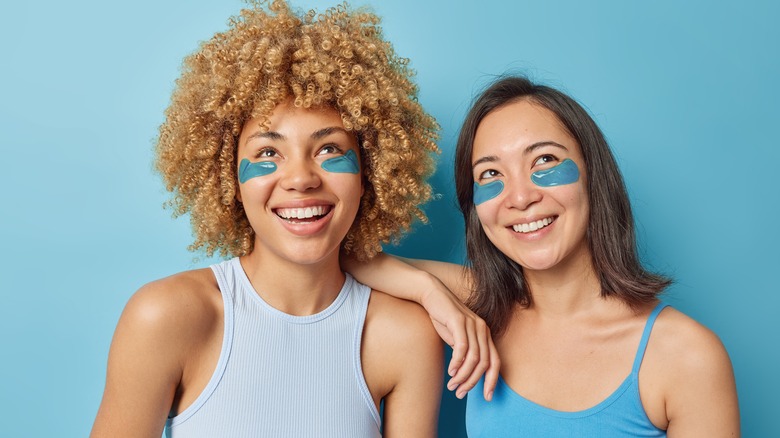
[447,381,459,391]
[448,367,456,377]
[456,390,465,399]
[487,391,493,401]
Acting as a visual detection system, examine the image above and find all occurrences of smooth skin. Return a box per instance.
[347,99,739,436]
[91,101,443,437]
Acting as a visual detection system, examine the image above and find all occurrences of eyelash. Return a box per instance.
[255,147,278,159]
[533,154,558,166]
[318,143,343,155]
[476,154,559,180]
[478,169,501,181]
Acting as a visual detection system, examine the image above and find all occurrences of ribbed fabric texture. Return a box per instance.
[165,257,381,438]
[466,303,669,437]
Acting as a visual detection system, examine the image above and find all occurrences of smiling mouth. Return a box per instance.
[274,206,332,223]
[511,216,556,233]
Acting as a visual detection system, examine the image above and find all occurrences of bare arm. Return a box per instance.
[665,324,740,437]
[362,292,443,437]
[344,253,500,400]
[644,309,740,437]
[91,274,219,437]
[344,252,471,302]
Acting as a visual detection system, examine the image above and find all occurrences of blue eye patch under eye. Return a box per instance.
[321,149,360,174]
[531,158,579,187]
[473,180,504,205]
[238,158,277,183]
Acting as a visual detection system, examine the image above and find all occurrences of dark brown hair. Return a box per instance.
[455,76,670,336]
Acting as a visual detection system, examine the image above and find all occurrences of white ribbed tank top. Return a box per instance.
[165,257,381,437]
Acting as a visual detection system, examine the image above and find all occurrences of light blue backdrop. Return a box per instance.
[1,0,777,436]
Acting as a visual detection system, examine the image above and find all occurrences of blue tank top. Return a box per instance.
[466,303,669,437]
[165,257,381,437]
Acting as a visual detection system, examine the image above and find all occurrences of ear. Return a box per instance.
[235,184,243,203]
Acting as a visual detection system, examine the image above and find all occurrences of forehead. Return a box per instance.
[269,102,343,127]
[240,101,346,138]
[473,99,579,159]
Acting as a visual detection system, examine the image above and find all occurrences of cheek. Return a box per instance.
[330,174,363,207]
[475,202,500,231]
[560,183,590,232]
[237,177,276,206]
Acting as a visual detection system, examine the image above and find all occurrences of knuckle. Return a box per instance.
[454,341,468,350]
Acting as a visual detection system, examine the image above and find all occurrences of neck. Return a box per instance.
[523,244,602,318]
[239,249,345,316]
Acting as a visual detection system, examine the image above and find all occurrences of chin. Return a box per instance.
[512,252,564,272]
[519,260,559,272]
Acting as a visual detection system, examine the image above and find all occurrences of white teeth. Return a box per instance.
[512,217,553,233]
[276,206,328,219]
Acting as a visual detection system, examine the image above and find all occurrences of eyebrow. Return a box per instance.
[246,131,284,142]
[472,141,570,168]
[246,126,349,143]
[311,126,349,140]
[525,141,569,154]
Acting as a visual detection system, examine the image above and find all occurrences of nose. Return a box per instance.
[279,158,322,192]
[502,178,543,211]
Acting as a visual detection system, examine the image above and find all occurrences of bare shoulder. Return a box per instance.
[361,290,442,395]
[364,290,441,349]
[91,268,223,437]
[361,290,443,437]
[648,306,732,372]
[122,268,222,343]
[112,268,224,373]
[641,305,739,435]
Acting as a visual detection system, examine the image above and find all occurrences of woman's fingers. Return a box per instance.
[447,316,478,396]
[418,281,499,400]
[444,315,466,377]
[453,318,493,399]
[483,331,501,401]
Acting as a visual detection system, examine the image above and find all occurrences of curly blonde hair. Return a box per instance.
[156,0,439,260]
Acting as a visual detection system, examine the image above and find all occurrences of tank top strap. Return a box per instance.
[631,302,669,374]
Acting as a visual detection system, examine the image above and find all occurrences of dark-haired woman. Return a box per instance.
[346,76,739,436]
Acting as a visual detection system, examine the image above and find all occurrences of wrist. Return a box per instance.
[418,271,446,308]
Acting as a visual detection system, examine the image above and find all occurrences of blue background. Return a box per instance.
[1,0,777,436]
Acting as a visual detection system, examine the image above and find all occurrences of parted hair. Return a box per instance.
[156,0,438,259]
[455,76,670,336]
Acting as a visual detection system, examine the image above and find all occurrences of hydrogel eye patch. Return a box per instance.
[531,159,579,187]
[473,180,504,205]
[321,149,360,174]
[238,158,277,183]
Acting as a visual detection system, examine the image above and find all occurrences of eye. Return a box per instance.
[317,143,343,156]
[533,154,558,166]
[255,147,278,159]
[477,168,501,181]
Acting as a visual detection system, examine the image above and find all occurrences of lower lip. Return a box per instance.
[508,218,556,240]
[275,209,334,236]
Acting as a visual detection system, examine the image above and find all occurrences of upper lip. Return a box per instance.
[271,199,334,210]
[272,199,335,220]
[505,215,556,228]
